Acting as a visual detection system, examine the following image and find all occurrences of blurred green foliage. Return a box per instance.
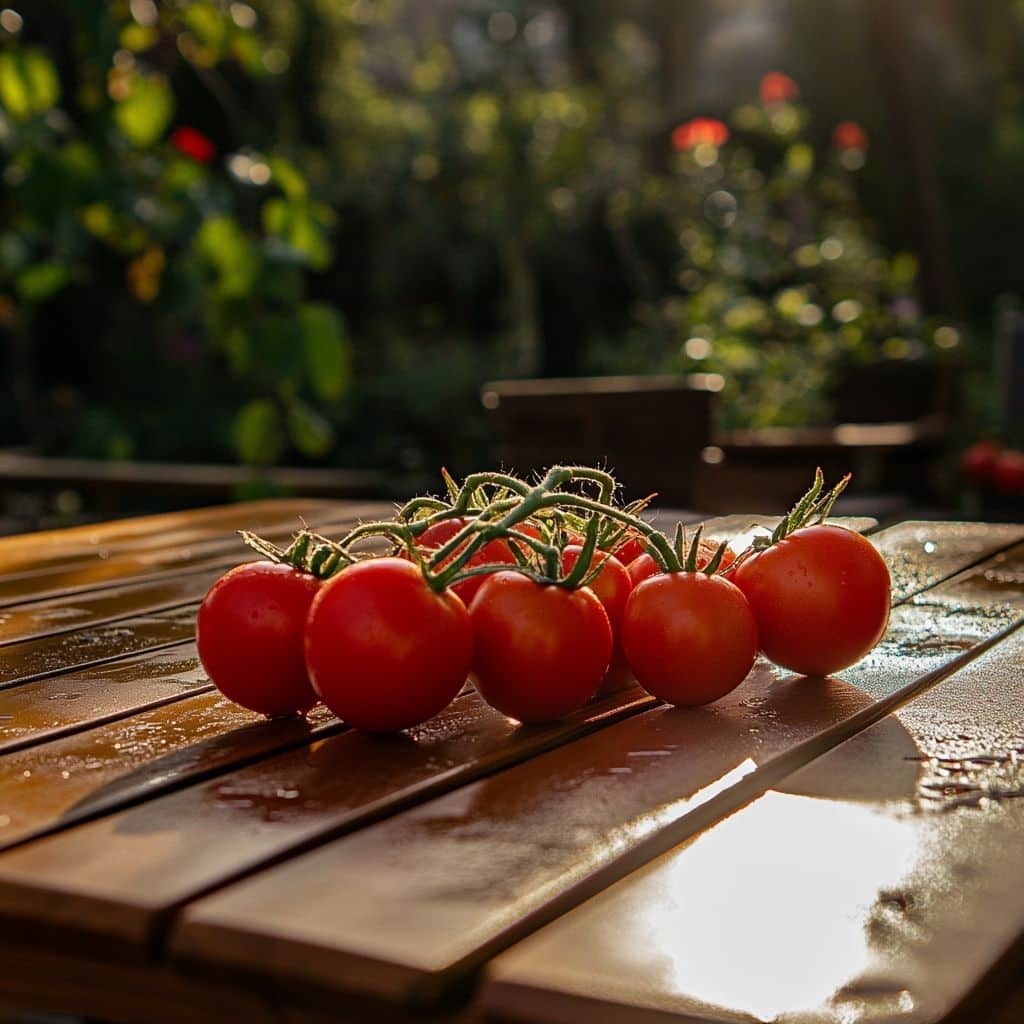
[0,1,1019,476]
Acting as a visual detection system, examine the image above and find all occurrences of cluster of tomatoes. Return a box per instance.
[196,467,892,733]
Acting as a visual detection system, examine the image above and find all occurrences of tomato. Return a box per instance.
[731,524,891,676]
[628,540,735,587]
[562,545,634,695]
[621,572,757,706]
[305,557,472,732]
[413,517,518,604]
[994,449,1024,494]
[961,440,1002,486]
[609,533,647,566]
[469,571,612,723]
[197,561,320,718]
[561,546,632,631]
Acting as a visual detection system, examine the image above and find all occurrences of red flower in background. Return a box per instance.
[833,120,868,152]
[171,126,216,164]
[671,117,730,151]
[759,71,798,105]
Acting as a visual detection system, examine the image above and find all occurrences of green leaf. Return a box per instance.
[195,216,260,297]
[785,142,814,179]
[300,303,351,401]
[120,23,158,52]
[114,73,174,147]
[287,399,334,458]
[16,262,70,301]
[262,198,332,269]
[232,399,283,465]
[269,156,307,201]
[183,3,230,58]
[0,49,61,120]
[249,314,304,384]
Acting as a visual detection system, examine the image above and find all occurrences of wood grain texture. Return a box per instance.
[0,502,386,610]
[481,624,1024,1024]
[0,498,330,568]
[0,699,341,851]
[0,644,211,755]
[166,538,1024,1008]
[0,686,655,952]
[0,505,372,649]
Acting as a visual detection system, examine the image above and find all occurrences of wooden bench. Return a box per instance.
[482,368,956,514]
[480,375,716,506]
[0,501,1021,1023]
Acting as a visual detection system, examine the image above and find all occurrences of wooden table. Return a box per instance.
[0,499,1022,1024]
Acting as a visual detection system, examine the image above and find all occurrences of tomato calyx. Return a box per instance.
[737,467,851,565]
[239,528,354,581]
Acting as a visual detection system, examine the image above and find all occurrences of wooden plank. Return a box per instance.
[0,645,211,755]
[0,498,333,580]
[869,520,1024,602]
[159,538,1024,1007]
[0,502,387,610]
[0,687,654,952]
[0,506,380,649]
[0,698,340,850]
[481,622,1024,1024]
[0,498,328,565]
[0,605,196,689]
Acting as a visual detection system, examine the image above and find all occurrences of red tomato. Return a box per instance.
[628,540,735,587]
[561,546,632,630]
[305,557,472,732]
[731,524,891,676]
[994,449,1024,494]
[469,572,612,723]
[562,545,634,696]
[621,572,758,706]
[414,517,518,604]
[610,533,647,566]
[197,561,320,718]
[961,440,1002,486]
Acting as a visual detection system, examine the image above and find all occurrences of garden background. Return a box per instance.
[1,0,1022,518]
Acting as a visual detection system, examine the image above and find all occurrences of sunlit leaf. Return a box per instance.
[183,3,230,58]
[16,262,70,301]
[233,399,283,465]
[195,216,260,297]
[114,73,174,147]
[0,49,61,120]
[120,23,158,52]
[300,303,351,400]
[269,156,307,201]
[287,398,334,458]
[262,198,331,269]
[785,142,814,178]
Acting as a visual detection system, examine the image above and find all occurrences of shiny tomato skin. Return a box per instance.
[414,517,517,605]
[621,572,758,706]
[562,545,634,695]
[731,524,891,676]
[560,546,632,629]
[611,534,647,566]
[469,572,612,723]
[305,557,472,733]
[197,561,320,718]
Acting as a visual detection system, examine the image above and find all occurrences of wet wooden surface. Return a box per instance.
[481,623,1024,1024]
[0,501,1020,1024]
